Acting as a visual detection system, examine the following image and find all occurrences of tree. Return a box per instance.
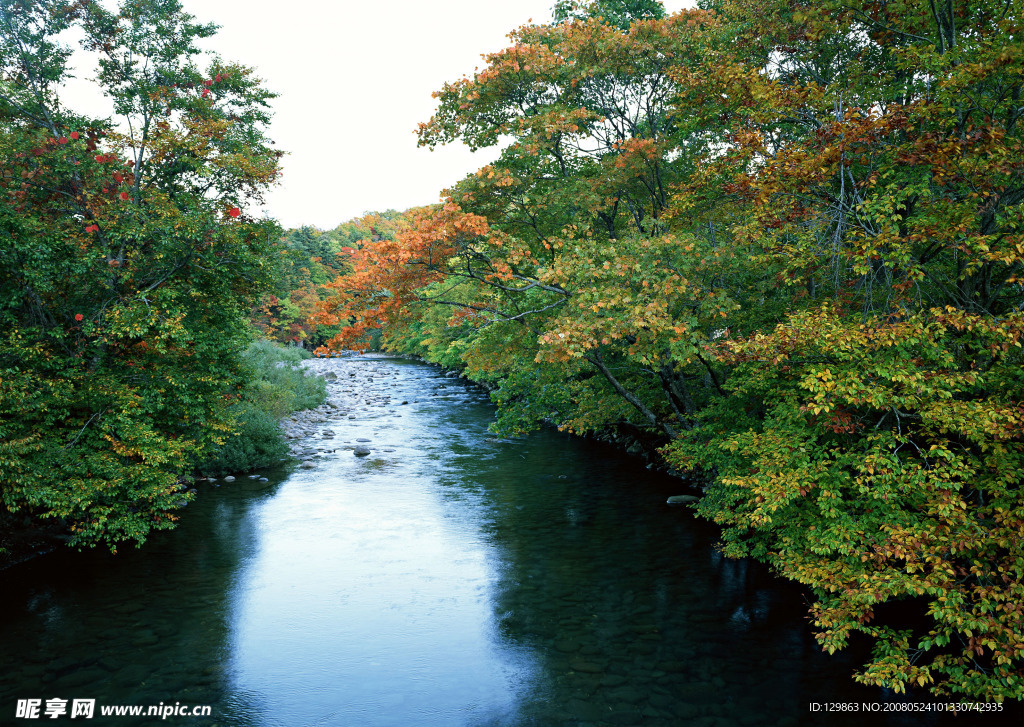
[661,0,1024,699]
[0,0,282,550]
[552,0,665,29]
[317,0,1024,699]
[340,7,734,440]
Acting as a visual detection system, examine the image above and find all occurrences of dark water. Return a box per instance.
[1,357,1019,726]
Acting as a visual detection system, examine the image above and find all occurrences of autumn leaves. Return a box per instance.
[313,0,1024,700]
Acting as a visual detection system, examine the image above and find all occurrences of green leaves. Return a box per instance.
[0,0,282,550]
[310,0,1024,700]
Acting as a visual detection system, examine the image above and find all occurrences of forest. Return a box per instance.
[2,0,1022,703]
[314,0,1024,701]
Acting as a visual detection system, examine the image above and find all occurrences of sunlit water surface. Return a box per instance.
[2,357,1019,726]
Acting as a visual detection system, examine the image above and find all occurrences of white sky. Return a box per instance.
[63,1,694,230]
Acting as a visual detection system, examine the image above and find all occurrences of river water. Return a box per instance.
[1,356,1018,726]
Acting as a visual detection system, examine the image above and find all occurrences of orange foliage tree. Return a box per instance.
[316,0,1024,698]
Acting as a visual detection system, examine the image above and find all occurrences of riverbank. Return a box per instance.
[0,518,68,572]
[0,343,328,572]
[1,351,693,572]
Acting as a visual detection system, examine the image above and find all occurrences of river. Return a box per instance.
[1,356,1017,726]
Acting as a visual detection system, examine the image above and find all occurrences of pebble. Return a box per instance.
[569,660,604,673]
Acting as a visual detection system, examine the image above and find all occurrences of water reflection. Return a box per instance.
[1,357,1020,727]
[0,471,274,726]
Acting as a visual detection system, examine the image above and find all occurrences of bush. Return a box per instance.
[198,341,326,475]
[199,403,289,475]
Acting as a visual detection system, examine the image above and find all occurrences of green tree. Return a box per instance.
[318,0,1024,699]
[0,0,282,550]
[552,0,665,29]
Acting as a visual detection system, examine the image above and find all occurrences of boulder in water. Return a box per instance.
[666,495,699,505]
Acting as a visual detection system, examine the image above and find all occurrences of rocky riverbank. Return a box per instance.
[279,352,700,500]
[276,353,413,468]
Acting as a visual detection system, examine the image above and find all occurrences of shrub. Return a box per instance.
[198,341,326,475]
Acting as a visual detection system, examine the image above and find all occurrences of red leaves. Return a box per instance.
[74,313,84,321]
[70,131,80,140]
[228,207,241,218]
[84,224,99,233]
[119,192,129,201]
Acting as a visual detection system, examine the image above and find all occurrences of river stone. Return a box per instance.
[610,686,644,704]
[568,660,603,673]
[54,667,108,690]
[679,682,714,700]
[131,631,160,647]
[667,495,699,505]
[300,462,316,469]
[47,656,87,674]
[657,660,687,673]
[672,702,700,720]
[353,446,371,456]
[20,664,45,678]
[565,699,607,722]
[648,693,674,709]
[642,706,669,720]
[223,476,235,482]
[356,438,371,442]
[112,601,145,614]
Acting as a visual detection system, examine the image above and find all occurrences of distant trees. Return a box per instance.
[252,213,406,348]
[0,0,282,549]
[317,0,1024,699]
